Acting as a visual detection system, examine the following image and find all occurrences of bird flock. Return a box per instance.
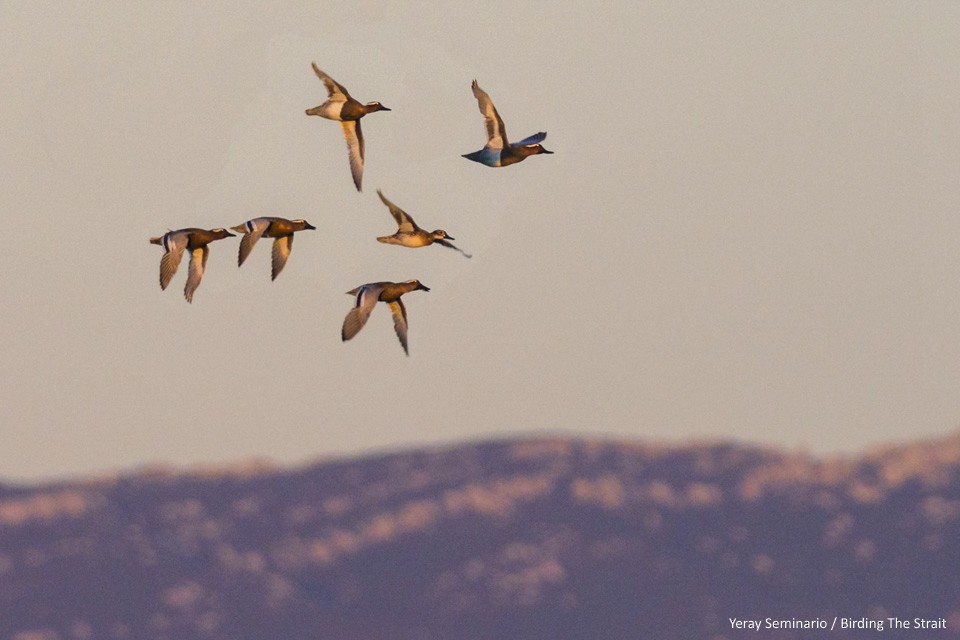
[152,63,552,355]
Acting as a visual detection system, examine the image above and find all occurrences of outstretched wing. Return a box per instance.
[184,246,208,303]
[388,299,410,355]
[342,284,381,342]
[341,120,365,191]
[271,234,293,281]
[514,132,547,147]
[158,231,188,290]
[311,63,351,102]
[236,218,271,267]
[376,189,418,233]
[471,80,508,149]
[435,238,472,258]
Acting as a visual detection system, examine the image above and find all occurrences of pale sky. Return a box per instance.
[3,2,960,482]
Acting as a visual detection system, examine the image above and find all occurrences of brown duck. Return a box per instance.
[306,63,390,191]
[375,190,471,258]
[230,217,316,280]
[149,227,234,303]
[341,280,430,355]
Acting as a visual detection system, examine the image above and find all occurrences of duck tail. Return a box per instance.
[149,236,162,245]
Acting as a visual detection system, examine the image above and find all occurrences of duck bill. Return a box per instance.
[417,284,431,292]
[540,147,554,154]
[305,223,317,230]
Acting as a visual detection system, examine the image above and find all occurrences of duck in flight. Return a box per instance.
[306,63,390,191]
[375,190,471,258]
[341,280,430,356]
[230,217,316,280]
[462,79,552,167]
[149,227,235,303]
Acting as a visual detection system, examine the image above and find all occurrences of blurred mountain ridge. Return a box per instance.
[2,433,959,639]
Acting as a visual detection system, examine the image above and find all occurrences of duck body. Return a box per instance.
[341,280,430,355]
[462,80,552,168]
[230,217,316,280]
[308,99,371,122]
[375,189,471,257]
[149,227,235,303]
[305,63,390,191]
[377,232,435,248]
[462,145,541,168]
[461,147,505,167]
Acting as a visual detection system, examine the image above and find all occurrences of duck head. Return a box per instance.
[292,219,317,231]
[405,279,430,292]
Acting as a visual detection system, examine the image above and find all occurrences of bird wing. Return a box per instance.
[184,245,208,303]
[158,231,188,290]
[388,299,410,355]
[435,238,472,258]
[271,234,293,281]
[341,120,365,191]
[341,284,381,342]
[376,189,418,233]
[312,63,351,102]
[514,131,547,147]
[471,80,508,149]
[236,218,271,267]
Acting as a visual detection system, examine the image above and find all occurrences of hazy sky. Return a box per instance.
[3,2,960,482]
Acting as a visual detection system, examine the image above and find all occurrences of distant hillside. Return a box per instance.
[2,435,960,639]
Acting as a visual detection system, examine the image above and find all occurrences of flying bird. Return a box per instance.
[375,190,471,258]
[230,217,316,280]
[341,280,430,355]
[462,79,553,167]
[305,63,390,191]
[149,227,235,303]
